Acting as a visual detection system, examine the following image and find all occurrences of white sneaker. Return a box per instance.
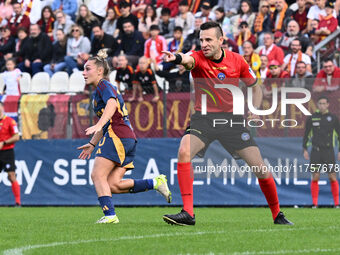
[154,174,172,203]
[96,215,119,224]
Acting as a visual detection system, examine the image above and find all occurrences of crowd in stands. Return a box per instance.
[0,0,339,101]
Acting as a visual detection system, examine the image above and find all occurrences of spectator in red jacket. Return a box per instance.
[315,1,338,42]
[259,32,285,65]
[313,58,340,92]
[263,59,289,97]
[144,25,167,64]
[8,1,30,37]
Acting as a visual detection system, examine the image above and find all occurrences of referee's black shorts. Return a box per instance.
[310,147,336,173]
[185,112,257,159]
[0,149,16,172]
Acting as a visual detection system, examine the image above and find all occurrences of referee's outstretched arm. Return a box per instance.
[162,51,195,70]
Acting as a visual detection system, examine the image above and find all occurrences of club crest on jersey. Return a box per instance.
[241,132,250,141]
[217,72,226,81]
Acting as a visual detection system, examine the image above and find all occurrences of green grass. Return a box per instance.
[1,207,340,255]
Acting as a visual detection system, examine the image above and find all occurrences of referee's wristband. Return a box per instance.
[89,142,96,147]
[173,54,182,64]
[3,141,6,145]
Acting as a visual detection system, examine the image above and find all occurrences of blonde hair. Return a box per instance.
[88,49,111,78]
[70,24,84,37]
[77,4,98,23]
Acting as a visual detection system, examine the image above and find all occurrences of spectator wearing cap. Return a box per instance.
[116,1,139,36]
[274,31,283,44]
[113,20,145,68]
[282,39,311,77]
[231,0,255,37]
[259,32,285,65]
[235,21,256,54]
[242,41,261,78]
[218,0,241,17]
[313,58,340,92]
[182,16,203,53]
[315,1,338,42]
[215,7,233,39]
[195,0,216,22]
[53,10,74,41]
[0,26,15,69]
[175,0,195,38]
[259,55,269,79]
[51,0,77,21]
[290,61,314,89]
[293,0,310,34]
[263,59,289,97]
[18,24,52,75]
[157,0,180,17]
[138,5,159,38]
[307,0,337,32]
[144,25,167,65]
[76,4,100,40]
[159,8,175,40]
[8,1,30,37]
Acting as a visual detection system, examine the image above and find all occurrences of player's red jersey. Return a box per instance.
[0,115,18,150]
[190,49,257,113]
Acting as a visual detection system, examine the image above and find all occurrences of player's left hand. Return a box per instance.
[85,124,102,136]
[77,143,94,160]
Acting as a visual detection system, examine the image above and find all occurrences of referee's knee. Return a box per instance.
[178,146,190,163]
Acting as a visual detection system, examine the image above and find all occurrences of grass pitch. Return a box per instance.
[1,207,340,255]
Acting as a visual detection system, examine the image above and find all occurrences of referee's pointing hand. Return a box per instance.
[162,51,176,62]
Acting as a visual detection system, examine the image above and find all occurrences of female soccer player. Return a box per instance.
[78,50,171,224]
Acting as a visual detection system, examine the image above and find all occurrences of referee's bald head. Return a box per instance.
[200,21,223,39]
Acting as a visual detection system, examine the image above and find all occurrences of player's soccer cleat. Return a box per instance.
[163,209,196,226]
[14,203,21,208]
[96,215,119,224]
[312,205,318,209]
[335,205,340,209]
[154,174,172,203]
[274,211,294,225]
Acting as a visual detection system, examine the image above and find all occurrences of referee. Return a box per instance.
[0,101,20,206]
[303,96,340,208]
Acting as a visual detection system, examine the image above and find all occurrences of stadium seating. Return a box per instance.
[50,72,69,93]
[69,72,86,93]
[20,72,31,94]
[30,72,50,93]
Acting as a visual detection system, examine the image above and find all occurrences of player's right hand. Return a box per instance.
[303,149,309,160]
[162,51,176,62]
[77,143,94,160]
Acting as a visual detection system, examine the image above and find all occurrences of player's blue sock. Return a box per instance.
[130,179,154,193]
[98,196,116,216]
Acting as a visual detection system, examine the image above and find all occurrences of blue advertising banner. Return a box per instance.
[0,138,339,206]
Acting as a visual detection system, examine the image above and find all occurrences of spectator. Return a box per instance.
[0,0,13,20]
[282,39,312,77]
[218,0,241,17]
[242,41,261,78]
[231,0,255,36]
[76,4,99,40]
[315,1,338,42]
[271,0,291,32]
[235,21,256,54]
[51,0,77,21]
[8,1,30,37]
[157,0,180,17]
[21,0,42,24]
[116,1,139,36]
[313,58,340,92]
[222,38,239,53]
[159,7,175,40]
[113,20,145,68]
[307,0,336,31]
[53,10,74,41]
[259,32,285,65]
[102,7,117,37]
[131,0,150,19]
[90,25,117,57]
[11,27,29,64]
[290,61,314,89]
[144,25,167,65]
[293,0,309,34]
[0,25,15,69]
[274,31,283,45]
[87,0,108,25]
[259,54,269,79]
[130,56,160,102]
[215,7,233,39]
[263,59,289,97]
[1,58,21,95]
[174,0,195,39]
[18,24,52,75]
[253,0,272,45]
[188,0,202,14]
[195,0,216,22]
[153,59,190,92]
[115,54,135,92]
[43,29,67,77]
[64,24,91,75]
[37,6,55,41]
[278,20,310,53]
[182,16,203,53]
[138,5,159,37]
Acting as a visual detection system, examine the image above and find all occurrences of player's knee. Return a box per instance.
[178,145,190,162]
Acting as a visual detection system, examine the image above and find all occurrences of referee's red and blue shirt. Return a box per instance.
[0,115,18,150]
